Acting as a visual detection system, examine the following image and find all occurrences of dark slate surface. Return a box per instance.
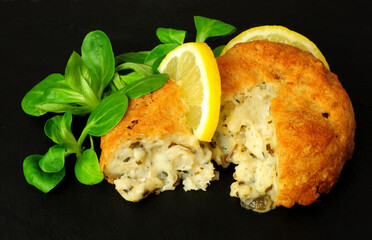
[1,0,371,239]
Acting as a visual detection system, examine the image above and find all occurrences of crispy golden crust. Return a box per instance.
[99,80,188,179]
[217,41,355,208]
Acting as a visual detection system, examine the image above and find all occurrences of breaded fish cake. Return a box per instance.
[212,40,355,212]
[100,80,215,202]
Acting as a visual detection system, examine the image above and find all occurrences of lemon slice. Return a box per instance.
[222,25,330,69]
[158,42,221,142]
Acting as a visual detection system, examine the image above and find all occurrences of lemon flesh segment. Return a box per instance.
[222,25,330,70]
[158,42,221,142]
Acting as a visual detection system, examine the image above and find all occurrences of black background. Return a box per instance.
[1,0,371,239]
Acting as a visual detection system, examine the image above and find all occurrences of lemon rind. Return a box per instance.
[221,25,330,70]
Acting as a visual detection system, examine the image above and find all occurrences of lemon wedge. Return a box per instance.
[222,25,330,69]
[158,42,221,142]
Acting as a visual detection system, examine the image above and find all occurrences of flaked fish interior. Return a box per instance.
[212,82,277,212]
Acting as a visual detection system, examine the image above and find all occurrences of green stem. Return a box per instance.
[64,149,75,157]
[112,73,126,90]
[195,30,207,42]
[89,134,94,150]
[77,130,88,151]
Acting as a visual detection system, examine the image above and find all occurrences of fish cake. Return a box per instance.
[212,40,355,212]
[100,80,215,202]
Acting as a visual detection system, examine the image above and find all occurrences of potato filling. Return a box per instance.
[211,82,278,212]
[105,134,215,202]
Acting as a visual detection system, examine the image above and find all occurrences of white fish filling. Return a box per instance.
[106,134,215,202]
[212,82,278,212]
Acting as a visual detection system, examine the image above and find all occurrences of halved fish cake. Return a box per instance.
[212,40,355,212]
[100,80,215,202]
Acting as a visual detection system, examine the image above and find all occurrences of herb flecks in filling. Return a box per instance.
[106,134,215,202]
[211,82,278,213]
